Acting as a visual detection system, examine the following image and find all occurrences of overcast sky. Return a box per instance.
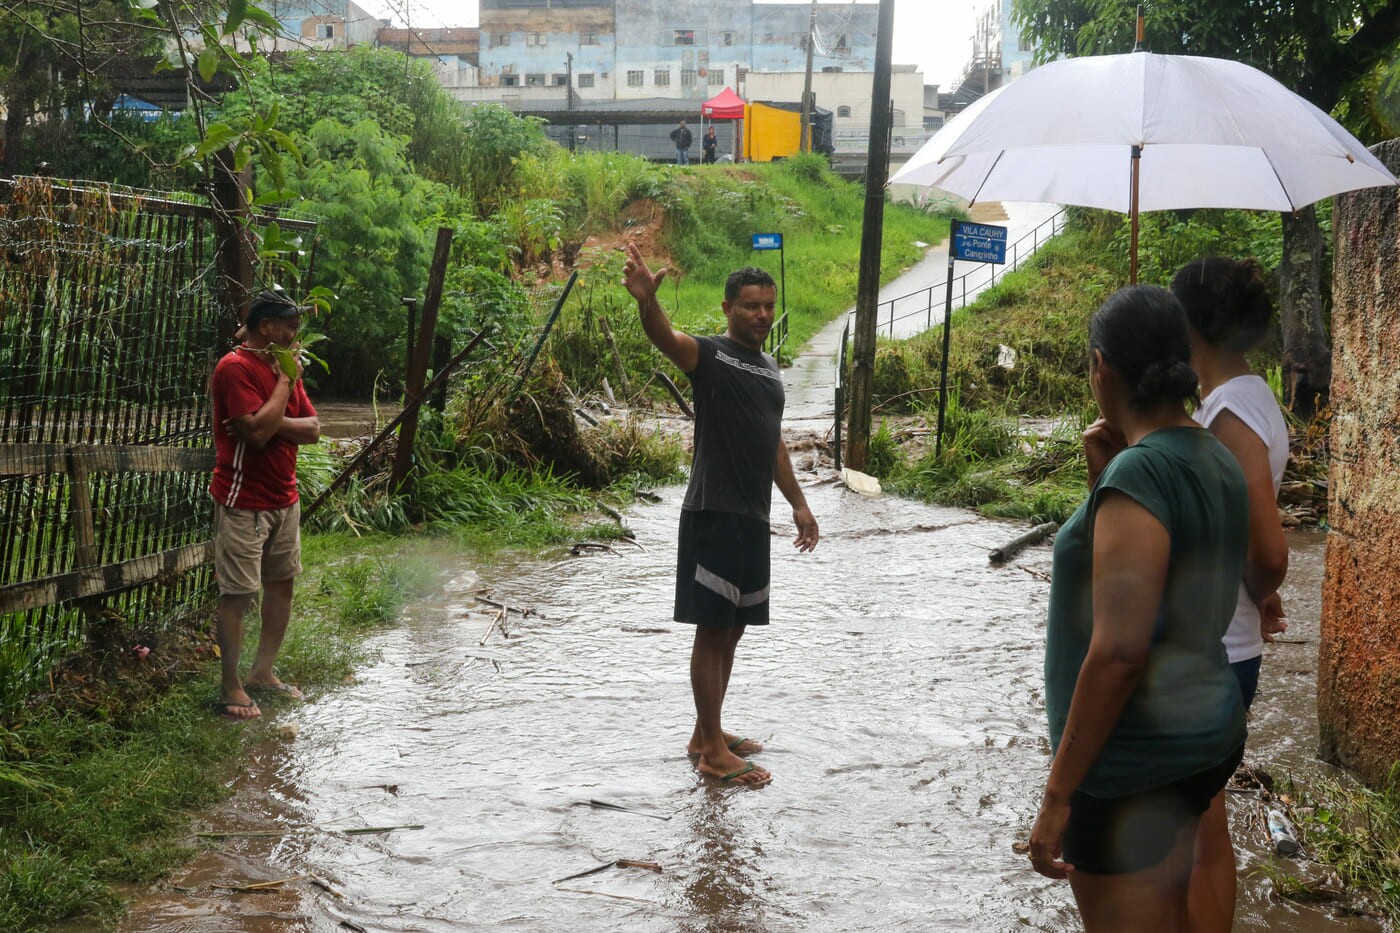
[366,0,982,89]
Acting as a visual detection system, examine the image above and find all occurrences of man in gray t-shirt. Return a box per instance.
[623,242,818,788]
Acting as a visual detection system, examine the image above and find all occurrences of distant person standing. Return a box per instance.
[671,119,693,165]
[209,289,321,721]
[701,126,718,164]
[621,242,818,788]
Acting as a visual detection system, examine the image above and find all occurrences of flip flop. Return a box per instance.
[247,682,303,700]
[213,699,261,721]
[726,736,760,753]
[718,762,771,786]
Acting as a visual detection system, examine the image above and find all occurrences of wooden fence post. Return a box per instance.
[391,227,453,490]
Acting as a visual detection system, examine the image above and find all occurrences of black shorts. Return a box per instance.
[1062,743,1245,875]
[674,509,770,627]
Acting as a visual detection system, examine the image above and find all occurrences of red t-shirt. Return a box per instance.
[210,347,316,510]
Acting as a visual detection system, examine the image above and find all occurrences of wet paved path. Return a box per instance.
[120,491,1375,931]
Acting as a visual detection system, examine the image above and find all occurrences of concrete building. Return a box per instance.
[233,0,383,52]
[476,0,878,102]
[376,27,481,88]
[946,0,1034,110]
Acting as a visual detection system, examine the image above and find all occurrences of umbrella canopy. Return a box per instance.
[889,51,1398,279]
[702,86,747,119]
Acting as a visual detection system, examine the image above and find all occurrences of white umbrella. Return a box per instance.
[889,50,1398,281]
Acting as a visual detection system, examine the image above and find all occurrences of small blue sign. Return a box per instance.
[752,232,783,251]
[952,222,1007,264]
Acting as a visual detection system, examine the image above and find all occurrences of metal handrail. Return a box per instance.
[876,208,1068,337]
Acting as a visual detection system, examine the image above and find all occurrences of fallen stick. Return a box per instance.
[587,799,673,821]
[553,886,657,904]
[571,542,620,556]
[219,874,308,893]
[196,830,288,839]
[474,596,535,618]
[309,876,345,899]
[989,521,1059,564]
[654,370,695,419]
[554,858,665,884]
[479,607,507,646]
[340,824,426,835]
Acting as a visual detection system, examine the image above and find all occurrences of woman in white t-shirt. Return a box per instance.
[1172,256,1290,932]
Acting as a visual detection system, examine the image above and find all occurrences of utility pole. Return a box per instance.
[799,0,817,154]
[566,52,575,153]
[846,0,895,471]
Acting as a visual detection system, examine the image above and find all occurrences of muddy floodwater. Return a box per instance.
[118,483,1379,932]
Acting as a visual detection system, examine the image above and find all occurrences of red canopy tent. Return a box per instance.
[701,86,746,119]
[700,87,746,161]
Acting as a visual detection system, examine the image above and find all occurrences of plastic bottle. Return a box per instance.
[1267,809,1300,856]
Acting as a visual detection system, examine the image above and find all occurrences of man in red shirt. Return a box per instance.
[210,289,321,720]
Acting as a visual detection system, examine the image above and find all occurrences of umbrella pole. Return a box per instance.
[1130,144,1142,283]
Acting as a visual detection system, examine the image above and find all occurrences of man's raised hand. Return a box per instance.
[622,242,667,305]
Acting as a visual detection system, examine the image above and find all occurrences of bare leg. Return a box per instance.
[245,578,298,694]
[215,593,259,717]
[1188,791,1236,932]
[691,625,768,785]
[1069,812,1200,932]
[687,626,762,755]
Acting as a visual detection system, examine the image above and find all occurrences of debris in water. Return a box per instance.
[585,798,673,820]
[989,522,1058,564]
[554,858,665,884]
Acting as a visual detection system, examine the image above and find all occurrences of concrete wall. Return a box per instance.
[1317,138,1400,787]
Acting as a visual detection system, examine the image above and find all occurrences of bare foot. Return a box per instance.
[245,678,304,700]
[697,750,771,787]
[215,691,261,721]
[688,732,763,757]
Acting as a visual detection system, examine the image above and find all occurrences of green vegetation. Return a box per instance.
[858,206,1327,524]
[1267,770,1400,922]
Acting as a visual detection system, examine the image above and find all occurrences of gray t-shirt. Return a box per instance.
[681,335,784,522]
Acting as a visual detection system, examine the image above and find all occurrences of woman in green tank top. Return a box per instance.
[1029,286,1249,932]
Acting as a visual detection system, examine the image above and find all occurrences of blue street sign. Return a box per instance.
[952,221,1007,264]
[752,232,783,251]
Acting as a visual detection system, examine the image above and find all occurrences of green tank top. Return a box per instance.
[1045,427,1248,798]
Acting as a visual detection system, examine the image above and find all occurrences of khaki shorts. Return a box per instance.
[213,501,302,597]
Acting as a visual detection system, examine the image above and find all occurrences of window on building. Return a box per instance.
[822,66,844,73]
[553,74,568,86]
[526,73,546,86]
[526,32,546,46]
[317,23,334,39]
[681,69,697,86]
[501,74,519,86]
[578,73,595,88]
[580,31,598,46]
[673,29,695,46]
[722,31,735,46]
[837,105,851,117]
[654,68,671,86]
[736,66,748,87]
[627,70,644,87]
[489,33,510,48]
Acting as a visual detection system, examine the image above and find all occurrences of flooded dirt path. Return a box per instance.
[120,484,1379,932]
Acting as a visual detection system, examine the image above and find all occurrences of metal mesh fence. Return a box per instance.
[0,176,265,705]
